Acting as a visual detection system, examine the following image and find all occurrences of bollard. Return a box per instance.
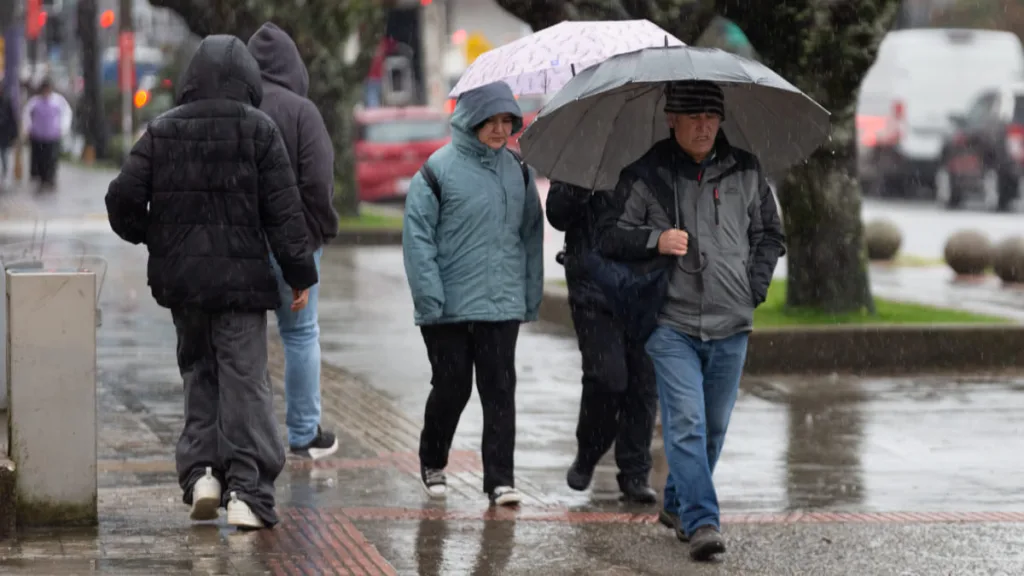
[6,269,97,527]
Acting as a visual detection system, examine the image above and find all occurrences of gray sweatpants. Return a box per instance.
[171,308,285,527]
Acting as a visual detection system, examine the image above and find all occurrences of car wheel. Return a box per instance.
[996,171,1018,213]
[881,175,906,198]
[935,167,960,209]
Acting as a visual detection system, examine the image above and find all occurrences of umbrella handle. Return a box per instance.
[678,251,708,275]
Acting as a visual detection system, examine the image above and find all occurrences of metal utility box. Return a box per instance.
[6,269,98,526]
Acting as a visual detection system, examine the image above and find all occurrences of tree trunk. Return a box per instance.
[778,149,874,313]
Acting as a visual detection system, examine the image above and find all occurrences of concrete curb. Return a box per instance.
[538,286,1024,375]
[331,228,403,246]
[0,458,14,540]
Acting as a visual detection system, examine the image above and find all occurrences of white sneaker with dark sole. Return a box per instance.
[421,467,447,498]
[189,467,222,521]
[226,491,265,530]
[489,486,523,507]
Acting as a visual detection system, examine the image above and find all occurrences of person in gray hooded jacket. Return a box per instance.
[248,22,340,460]
[596,80,786,562]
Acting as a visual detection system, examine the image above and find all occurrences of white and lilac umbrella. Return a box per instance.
[448,19,685,98]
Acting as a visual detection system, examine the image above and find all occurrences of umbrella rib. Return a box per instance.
[581,84,663,190]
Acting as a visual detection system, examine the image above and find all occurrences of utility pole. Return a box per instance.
[77,0,106,160]
[419,0,446,110]
[118,0,133,156]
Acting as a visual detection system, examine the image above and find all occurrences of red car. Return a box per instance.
[354,107,451,203]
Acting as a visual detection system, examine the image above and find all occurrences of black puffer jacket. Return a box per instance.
[105,34,318,312]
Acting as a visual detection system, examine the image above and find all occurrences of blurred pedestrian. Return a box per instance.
[546,180,658,503]
[403,81,544,507]
[248,22,340,460]
[596,81,786,561]
[0,82,17,187]
[21,77,72,192]
[105,35,318,530]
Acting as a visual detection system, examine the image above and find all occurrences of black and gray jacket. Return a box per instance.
[248,22,339,249]
[545,180,609,309]
[595,134,786,341]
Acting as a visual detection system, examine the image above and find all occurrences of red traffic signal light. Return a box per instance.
[100,10,115,28]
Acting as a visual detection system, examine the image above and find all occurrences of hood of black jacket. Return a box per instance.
[178,35,263,107]
[247,22,309,97]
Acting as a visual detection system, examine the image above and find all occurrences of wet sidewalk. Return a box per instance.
[1,166,1024,574]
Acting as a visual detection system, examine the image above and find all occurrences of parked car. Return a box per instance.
[934,84,1024,212]
[354,106,451,203]
[857,28,1024,198]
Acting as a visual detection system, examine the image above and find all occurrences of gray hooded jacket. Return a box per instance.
[248,22,339,249]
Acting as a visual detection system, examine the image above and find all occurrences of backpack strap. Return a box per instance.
[419,150,529,204]
[418,162,442,203]
[506,148,530,190]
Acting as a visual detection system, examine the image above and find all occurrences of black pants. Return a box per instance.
[172,308,286,527]
[419,321,520,493]
[29,138,59,186]
[569,300,658,485]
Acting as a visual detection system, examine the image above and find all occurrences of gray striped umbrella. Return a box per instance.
[520,45,830,190]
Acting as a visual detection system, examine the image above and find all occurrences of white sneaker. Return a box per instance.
[489,486,523,507]
[189,467,222,521]
[226,491,266,530]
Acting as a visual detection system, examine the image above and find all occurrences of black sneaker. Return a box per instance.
[290,426,339,460]
[421,467,447,498]
[619,477,657,504]
[689,525,726,561]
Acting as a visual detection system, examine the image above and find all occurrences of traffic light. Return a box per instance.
[100,9,114,28]
[134,89,149,108]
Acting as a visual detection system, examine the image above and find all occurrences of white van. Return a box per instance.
[856,29,1024,197]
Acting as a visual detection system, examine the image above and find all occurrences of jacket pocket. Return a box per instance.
[709,252,753,313]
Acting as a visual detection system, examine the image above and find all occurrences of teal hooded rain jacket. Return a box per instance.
[402,81,545,326]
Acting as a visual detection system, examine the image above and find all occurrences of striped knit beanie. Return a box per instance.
[664,80,725,120]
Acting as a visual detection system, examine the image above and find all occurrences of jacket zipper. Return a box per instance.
[713,187,720,225]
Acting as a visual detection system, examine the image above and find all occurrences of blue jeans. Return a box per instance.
[270,247,323,447]
[645,325,749,536]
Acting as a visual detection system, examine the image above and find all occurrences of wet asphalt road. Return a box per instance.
[2,166,1024,574]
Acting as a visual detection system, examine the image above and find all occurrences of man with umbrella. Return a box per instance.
[595,80,786,561]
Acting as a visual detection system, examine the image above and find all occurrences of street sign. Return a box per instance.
[465,32,492,64]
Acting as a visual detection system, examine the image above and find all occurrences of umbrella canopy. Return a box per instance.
[448,20,684,98]
[520,45,831,190]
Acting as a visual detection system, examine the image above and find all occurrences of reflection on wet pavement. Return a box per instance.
[318,246,1024,514]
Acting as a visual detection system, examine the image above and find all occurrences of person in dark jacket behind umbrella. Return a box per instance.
[546,181,658,504]
[248,22,340,461]
[596,80,786,561]
[105,34,318,530]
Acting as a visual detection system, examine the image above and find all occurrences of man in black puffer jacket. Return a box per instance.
[546,180,658,504]
[105,35,318,531]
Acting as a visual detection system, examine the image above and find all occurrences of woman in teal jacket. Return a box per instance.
[402,81,544,507]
